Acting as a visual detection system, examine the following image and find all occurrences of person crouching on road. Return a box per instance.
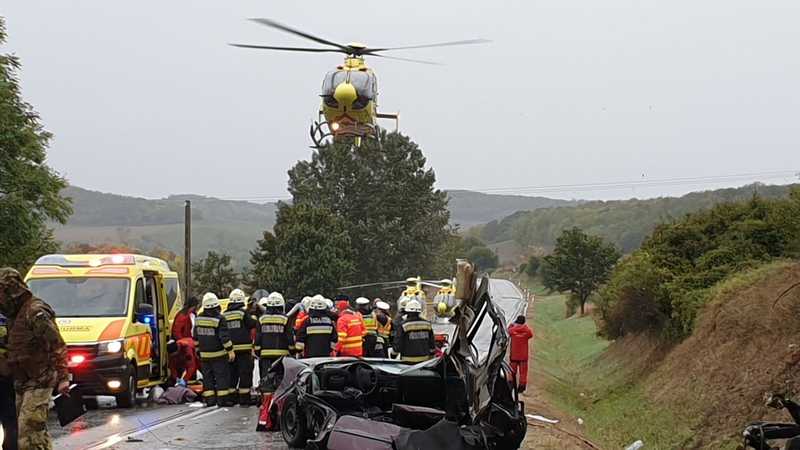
[255,292,294,377]
[336,299,365,357]
[194,293,235,407]
[0,268,70,450]
[296,297,337,358]
[374,300,392,358]
[356,297,379,357]
[223,289,258,406]
[394,299,435,363]
[167,337,199,386]
[508,315,534,392]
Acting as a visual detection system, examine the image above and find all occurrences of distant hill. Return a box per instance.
[444,190,577,226]
[479,183,799,258]
[54,186,573,267]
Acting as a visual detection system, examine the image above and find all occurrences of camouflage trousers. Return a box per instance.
[15,388,51,450]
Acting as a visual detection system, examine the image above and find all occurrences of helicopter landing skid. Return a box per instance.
[309,120,377,149]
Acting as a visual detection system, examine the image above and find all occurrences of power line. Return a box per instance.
[205,170,799,202]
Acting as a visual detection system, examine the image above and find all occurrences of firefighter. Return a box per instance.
[394,299,435,363]
[374,300,392,358]
[194,293,235,407]
[223,288,258,406]
[336,299,365,357]
[296,297,337,358]
[356,297,379,357]
[255,292,293,377]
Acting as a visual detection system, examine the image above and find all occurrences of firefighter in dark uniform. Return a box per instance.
[356,297,379,357]
[222,288,257,406]
[0,311,18,450]
[296,297,338,358]
[194,293,235,407]
[255,292,293,377]
[394,299,435,363]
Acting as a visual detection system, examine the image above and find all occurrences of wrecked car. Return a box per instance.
[262,274,527,450]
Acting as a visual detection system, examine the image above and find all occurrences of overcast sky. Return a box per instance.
[2,0,799,201]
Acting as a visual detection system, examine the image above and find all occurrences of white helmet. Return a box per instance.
[258,296,270,308]
[266,291,285,308]
[375,301,390,312]
[324,298,334,309]
[202,292,220,310]
[229,288,246,304]
[405,299,422,313]
[301,296,312,309]
[355,297,370,306]
[398,296,410,312]
[309,296,328,310]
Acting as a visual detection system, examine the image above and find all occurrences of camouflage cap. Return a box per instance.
[0,267,31,313]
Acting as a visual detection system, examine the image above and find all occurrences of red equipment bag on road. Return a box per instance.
[256,393,275,432]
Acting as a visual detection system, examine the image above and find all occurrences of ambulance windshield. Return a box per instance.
[28,277,130,317]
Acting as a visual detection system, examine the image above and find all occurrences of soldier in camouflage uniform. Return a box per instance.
[1,309,17,450]
[0,268,69,450]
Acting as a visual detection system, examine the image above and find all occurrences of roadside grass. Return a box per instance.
[532,294,695,450]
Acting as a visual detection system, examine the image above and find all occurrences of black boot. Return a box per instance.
[239,393,252,407]
[204,395,217,407]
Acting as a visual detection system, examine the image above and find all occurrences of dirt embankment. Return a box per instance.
[638,262,800,448]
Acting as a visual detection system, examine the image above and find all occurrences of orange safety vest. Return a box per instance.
[336,310,365,357]
[376,317,392,341]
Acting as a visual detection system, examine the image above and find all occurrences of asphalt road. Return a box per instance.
[46,397,289,450]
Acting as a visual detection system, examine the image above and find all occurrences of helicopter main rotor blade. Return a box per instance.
[370,53,442,65]
[249,18,350,52]
[366,38,490,53]
[230,43,344,53]
[337,280,410,290]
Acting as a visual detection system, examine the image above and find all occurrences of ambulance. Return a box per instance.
[24,254,183,408]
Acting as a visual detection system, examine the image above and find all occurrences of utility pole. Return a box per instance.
[184,200,192,300]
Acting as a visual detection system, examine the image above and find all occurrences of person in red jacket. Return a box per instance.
[172,296,199,340]
[167,337,199,384]
[336,299,365,357]
[508,315,533,392]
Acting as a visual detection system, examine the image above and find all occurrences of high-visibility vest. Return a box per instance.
[361,312,377,336]
[336,310,365,357]
[376,316,392,341]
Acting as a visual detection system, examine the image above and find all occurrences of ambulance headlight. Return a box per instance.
[100,340,124,354]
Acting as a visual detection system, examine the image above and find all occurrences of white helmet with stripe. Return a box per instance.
[202,292,220,309]
[265,291,285,308]
[229,288,246,304]
[309,296,328,310]
[405,299,422,313]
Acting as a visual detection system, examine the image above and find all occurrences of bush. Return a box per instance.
[598,190,800,340]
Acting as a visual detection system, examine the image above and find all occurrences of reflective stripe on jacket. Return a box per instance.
[222,306,257,352]
[193,314,233,360]
[335,310,365,357]
[394,316,434,362]
[255,314,293,358]
[297,313,337,358]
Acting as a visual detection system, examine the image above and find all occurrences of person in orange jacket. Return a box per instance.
[335,299,365,357]
[508,315,533,392]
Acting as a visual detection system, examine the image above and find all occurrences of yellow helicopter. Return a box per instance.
[231,18,488,147]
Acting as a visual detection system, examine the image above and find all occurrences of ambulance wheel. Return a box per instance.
[116,364,137,409]
[280,394,307,447]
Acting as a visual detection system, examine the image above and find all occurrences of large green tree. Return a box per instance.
[541,227,620,315]
[287,131,451,282]
[249,203,354,298]
[0,17,71,271]
[192,251,239,297]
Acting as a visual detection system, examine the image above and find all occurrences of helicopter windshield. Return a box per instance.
[321,70,377,100]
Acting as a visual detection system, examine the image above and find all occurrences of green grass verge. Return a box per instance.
[532,294,694,450]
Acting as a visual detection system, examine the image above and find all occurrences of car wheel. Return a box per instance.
[280,394,308,447]
[115,364,137,409]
